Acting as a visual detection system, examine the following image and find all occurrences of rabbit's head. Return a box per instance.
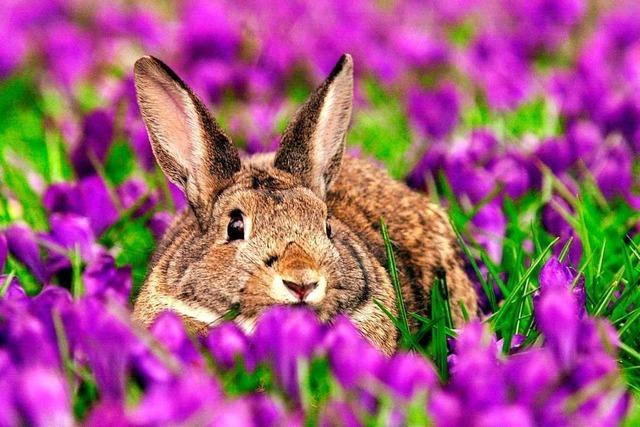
[134,55,396,333]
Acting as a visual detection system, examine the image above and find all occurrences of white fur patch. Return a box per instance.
[305,276,327,304]
[156,294,222,325]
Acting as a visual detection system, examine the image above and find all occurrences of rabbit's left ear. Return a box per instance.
[275,54,353,198]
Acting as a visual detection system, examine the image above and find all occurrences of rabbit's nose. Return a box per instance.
[283,279,318,301]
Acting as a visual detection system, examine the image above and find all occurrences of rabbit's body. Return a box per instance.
[132,54,477,354]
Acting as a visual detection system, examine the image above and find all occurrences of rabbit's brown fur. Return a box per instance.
[132,54,477,354]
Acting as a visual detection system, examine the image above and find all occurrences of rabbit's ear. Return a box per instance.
[134,56,240,221]
[275,54,353,198]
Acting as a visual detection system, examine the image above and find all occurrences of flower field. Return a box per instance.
[1,0,640,425]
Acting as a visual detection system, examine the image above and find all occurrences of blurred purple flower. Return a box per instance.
[253,306,324,400]
[83,254,132,305]
[429,390,464,426]
[504,349,558,407]
[180,0,241,64]
[535,278,580,367]
[471,201,507,263]
[15,366,73,427]
[449,322,506,412]
[488,155,530,199]
[406,142,447,190]
[446,156,495,203]
[383,352,438,399]
[3,224,47,283]
[42,214,102,278]
[130,368,222,425]
[591,140,634,200]
[246,394,287,427]
[44,175,119,236]
[535,136,573,174]
[0,233,7,273]
[117,178,157,218]
[323,316,386,413]
[392,29,449,69]
[408,83,461,140]
[539,255,586,313]
[43,22,93,89]
[566,121,602,165]
[0,20,26,78]
[205,322,251,370]
[150,311,202,366]
[71,110,115,178]
[506,0,586,54]
[465,33,532,110]
[148,211,173,241]
[77,298,136,402]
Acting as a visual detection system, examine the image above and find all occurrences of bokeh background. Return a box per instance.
[1,0,640,425]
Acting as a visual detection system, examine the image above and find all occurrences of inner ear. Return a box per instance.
[134,56,241,224]
[275,54,353,198]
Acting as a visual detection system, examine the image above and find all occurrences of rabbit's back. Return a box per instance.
[326,155,477,324]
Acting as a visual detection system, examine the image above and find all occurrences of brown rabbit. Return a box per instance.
[132,54,477,354]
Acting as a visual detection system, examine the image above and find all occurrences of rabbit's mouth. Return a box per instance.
[268,274,328,306]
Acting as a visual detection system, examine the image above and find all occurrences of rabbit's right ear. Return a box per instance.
[134,56,240,223]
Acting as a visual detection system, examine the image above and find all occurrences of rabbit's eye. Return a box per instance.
[325,220,332,239]
[227,210,245,241]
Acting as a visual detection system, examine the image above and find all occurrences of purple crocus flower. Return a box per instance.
[475,404,534,427]
[535,136,573,174]
[566,121,602,165]
[71,110,115,178]
[449,322,507,413]
[407,83,461,141]
[535,279,579,368]
[15,366,73,427]
[42,214,102,278]
[383,352,438,399]
[76,298,136,402]
[471,201,507,264]
[246,394,287,427]
[83,254,132,306]
[489,155,530,199]
[84,400,128,427]
[3,224,47,283]
[323,315,388,413]
[129,368,222,425]
[44,175,119,236]
[43,22,93,89]
[148,211,173,241]
[503,349,559,407]
[591,140,634,200]
[205,321,251,370]
[253,306,324,400]
[150,311,202,366]
[180,0,241,64]
[406,142,448,190]
[0,233,7,273]
[465,33,532,110]
[428,390,464,426]
[0,21,26,78]
[117,178,158,218]
[538,256,586,314]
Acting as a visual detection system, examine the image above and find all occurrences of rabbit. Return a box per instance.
[132,54,478,355]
